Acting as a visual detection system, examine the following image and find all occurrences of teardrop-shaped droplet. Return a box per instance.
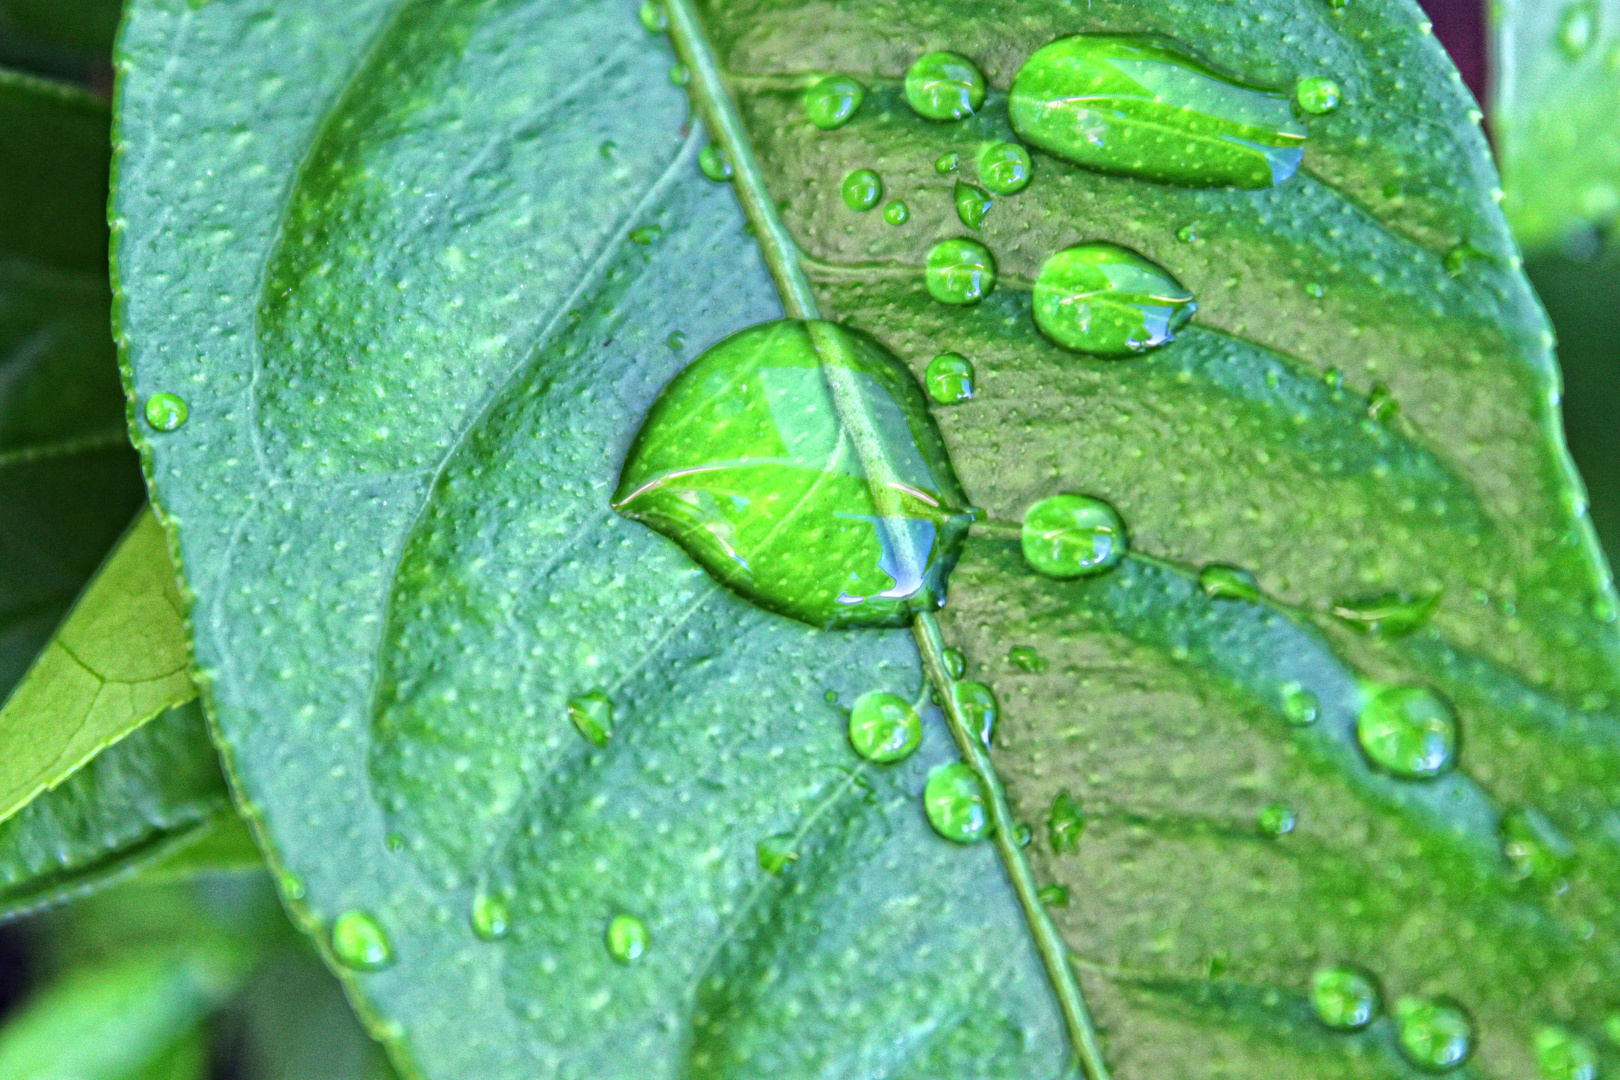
[614,319,976,629]
[979,141,1032,194]
[145,392,189,432]
[1280,682,1319,725]
[1048,789,1085,853]
[1310,964,1379,1030]
[1257,803,1296,836]
[842,168,882,211]
[804,75,865,129]
[954,181,993,229]
[952,680,998,746]
[1199,563,1260,601]
[332,910,394,971]
[925,238,996,305]
[1356,685,1458,779]
[1331,592,1439,637]
[1395,997,1473,1071]
[1037,883,1070,906]
[1295,76,1342,114]
[848,691,923,762]
[1536,1025,1598,1080]
[606,914,649,963]
[567,689,614,747]
[934,151,960,174]
[757,833,798,875]
[1008,645,1044,672]
[698,144,733,182]
[905,51,986,121]
[883,199,910,225]
[1501,807,1576,882]
[925,352,975,405]
[941,646,966,679]
[1009,35,1306,188]
[1033,242,1195,356]
[1021,494,1127,578]
[471,891,510,942]
[925,762,990,843]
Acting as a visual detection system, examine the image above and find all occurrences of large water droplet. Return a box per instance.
[925,762,990,843]
[471,892,510,942]
[1033,242,1195,355]
[905,51,986,121]
[567,690,614,747]
[883,199,910,226]
[848,691,923,762]
[1557,1,1599,59]
[1395,997,1473,1071]
[1295,76,1342,114]
[1199,563,1260,601]
[1536,1025,1598,1080]
[979,141,1033,194]
[1356,685,1458,780]
[952,680,998,746]
[699,144,733,182]
[842,168,882,211]
[332,910,394,971]
[1501,807,1575,882]
[925,352,975,404]
[614,319,975,629]
[1048,790,1085,853]
[607,914,649,963]
[1021,494,1127,578]
[804,75,865,129]
[145,392,189,432]
[1280,682,1319,725]
[926,238,996,305]
[757,833,798,875]
[1009,35,1306,188]
[954,181,993,229]
[1331,592,1439,637]
[1310,964,1379,1030]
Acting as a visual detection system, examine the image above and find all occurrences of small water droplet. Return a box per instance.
[278,872,306,900]
[1323,366,1344,390]
[1021,494,1127,578]
[1008,645,1044,672]
[941,646,966,679]
[935,151,961,174]
[925,238,995,304]
[1295,76,1342,114]
[757,833,798,875]
[471,892,509,942]
[1257,803,1296,836]
[668,63,690,87]
[1536,1026,1598,1080]
[1311,964,1379,1030]
[567,690,614,748]
[606,914,648,963]
[1357,685,1457,779]
[667,331,686,351]
[1048,790,1085,853]
[882,199,910,225]
[804,75,865,129]
[599,139,617,159]
[1014,823,1033,846]
[952,680,998,746]
[332,910,394,971]
[698,144,733,181]
[848,691,923,762]
[1305,281,1326,298]
[841,168,882,211]
[1395,997,1473,1071]
[1366,381,1398,421]
[925,352,975,404]
[1175,224,1197,242]
[1033,242,1195,355]
[905,51,986,121]
[1199,564,1260,601]
[823,689,840,704]
[924,762,990,843]
[145,392,189,432]
[629,224,663,245]
[1037,883,1070,906]
[1501,807,1575,882]
[1331,592,1438,636]
[979,142,1033,195]
[1558,1,1599,59]
[637,0,667,33]
[953,180,993,229]
[1009,35,1306,188]
[1280,683,1319,725]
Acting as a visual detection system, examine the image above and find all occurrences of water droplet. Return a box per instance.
[1037,883,1070,906]
[699,144,733,182]
[954,181,993,229]
[848,691,923,762]
[1048,790,1085,853]
[471,892,509,942]
[925,352,975,404]
[941,646,966,679]
[1295,76,1342,114]
[332,910,394,971]
[638,0,667,33]
[1311,964,1379,1030]
[1331,592,1438,636]
[1175,224,1197,242]
[1280,683,1319,725]
[924,762,990,843]
[952,680,998,746]
[599,140,618,159]
[277,872,306,900]
[1008,645,1044,672]
[979,141,1033,194]
[1021,494,1127,578]
[629,225,662,245]
[667,331,686,351]
[1357,685,1458,779]
[614,319,975,629]
[1395,997,1473,1071]
[935,151,960,174]
[1367,381,1398,421]
[1324,366,1344,390]
[1032,242,1195,356]
[606,914,648,963]
[668,63,690,87]
[841,168,882,211]
[384,832,405,853]
[905,51,986,121]
[1501,807,1575,882]
[1014,823,1033,847]
[1537,1026,1598,1080]
[1199,563,1260,601]
[1558,1,1599,59]
[1009,35,1306,188]
[1305,281,1326,298]
[804,75,865,129]
[757,833,798,875]
[567,690,614,747]
[1257,803,1297,836]
[882,199,910,225]
[145,392,189,432]
[925,238,995,305]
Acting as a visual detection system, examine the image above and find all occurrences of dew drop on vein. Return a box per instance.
[698,143,732,182]
[925,762,990,843]
[1310,964,1379,1030]
[952,680,998,746]
[1021,494,1127,578]
[804,75,866,129]
[1033,242,1195,355]
[757,833,798,876]
[925,238,995,304]
[941,646,966,679]
[1037,883,1070,906]
[1356,684,1458,780]
[1199,563,1259,601]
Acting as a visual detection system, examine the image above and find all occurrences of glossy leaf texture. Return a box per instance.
[113,3,1618,1080]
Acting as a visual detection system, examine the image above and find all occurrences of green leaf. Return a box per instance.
[113,1,1617,1078]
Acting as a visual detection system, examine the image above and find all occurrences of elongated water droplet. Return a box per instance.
[471,892,509,942]
[1311,964,1379,1030]
[757,833,798,875]
[1501,807,1575,882]
[883,199,910,225]
[1396,997,1473,1071]
[629,224,662,245]
[1033,242,1195,355]
[1357,685,1457,779]
[332,910,393,971]
[1537,1026,1598,1080]
[1295,76,1342,114]
[804,75,865,129]
[954,180,993,229]
[925,352,975,404]
[1022,494,1127,578]
[926,238,995,305]
[614,319,975,629]
[1048,790,1085,853]
[1257,803,1296,836]
[567,690,614,747]
[699,144,733,182]
[925,762,990,842]
[941,646,966,679]
[606,914,648,963]
[848,691,923,762]
[952,680,998,746]
[1008,645,1044,672]
[1037,883,1070,906]
[979,141,1032,194]
[1280,682,1319,725]
[905,51,986,121]
[842,168,882,211]
[1009,35,1306,188]
[1199,563,1260,601]
[1558,1,1599,59]
[1331,592,1439,636]
[145,392,189,432]
[935,151,960,174]
[638,0,667,33]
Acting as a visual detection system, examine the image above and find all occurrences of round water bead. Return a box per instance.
[1295,76,1342,114]
[1356,685,1458,779]
[925,762,990,842]
[925,238,995,304]
[145,392,189,432]
[1021,494,1127,578]
[979,141,1032,194]
[842,168,882,211]
[905,51,987,121]
[1395,997,1473,1071]
[804,75,865,129]
[607,914,649,963]
[848,691,923,763]
[925,352,975,404]
[1310,964,1379,1030]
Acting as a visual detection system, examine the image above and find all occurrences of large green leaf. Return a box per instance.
[113,0,1618,1078]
